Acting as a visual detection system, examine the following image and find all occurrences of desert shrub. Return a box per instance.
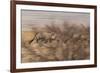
[21,22,90,62]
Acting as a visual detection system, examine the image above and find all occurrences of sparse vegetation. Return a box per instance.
[21,22,90,63]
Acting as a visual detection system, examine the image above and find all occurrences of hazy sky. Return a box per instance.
[21,10,90,30]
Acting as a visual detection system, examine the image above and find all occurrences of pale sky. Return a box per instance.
[21,10,90,31]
